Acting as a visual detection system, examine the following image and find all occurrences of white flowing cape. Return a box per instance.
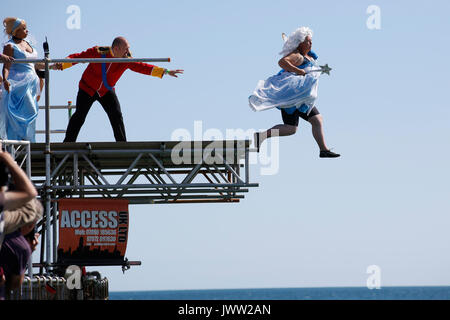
[249,65,321,112]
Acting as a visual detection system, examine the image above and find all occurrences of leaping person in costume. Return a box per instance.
[54,36,183,142]
[249,27,340,158]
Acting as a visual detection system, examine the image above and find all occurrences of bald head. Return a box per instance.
[111,37,131,57]
[112,36,127,48]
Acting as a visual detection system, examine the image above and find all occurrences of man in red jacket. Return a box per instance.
[58,37,183,142]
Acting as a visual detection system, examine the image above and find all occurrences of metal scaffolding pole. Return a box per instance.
[43,39,52,269]
[11,57,171,64]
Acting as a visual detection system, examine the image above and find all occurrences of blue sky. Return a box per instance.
[2,0,450,291]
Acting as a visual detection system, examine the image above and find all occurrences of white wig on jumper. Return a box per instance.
[279,26,313,57]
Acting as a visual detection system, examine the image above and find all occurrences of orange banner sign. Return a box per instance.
[57,199,129,264]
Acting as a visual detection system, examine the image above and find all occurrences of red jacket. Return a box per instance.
[63,46,165,97]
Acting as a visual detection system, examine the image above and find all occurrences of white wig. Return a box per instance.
[279,26,313,57]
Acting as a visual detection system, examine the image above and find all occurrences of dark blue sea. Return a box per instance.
[109,286,450,300]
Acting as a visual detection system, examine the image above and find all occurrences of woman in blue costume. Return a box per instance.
[1,17,45,142]
[249,27,340,158]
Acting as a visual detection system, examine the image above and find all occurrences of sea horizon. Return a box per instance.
[109,286,450,300]
[111,284,450,292]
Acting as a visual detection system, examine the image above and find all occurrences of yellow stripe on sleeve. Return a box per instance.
[151,67,165,78]
[62,62,74,70]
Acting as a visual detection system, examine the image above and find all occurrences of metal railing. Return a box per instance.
[9,276,68,300]
[0,139,31,177]
[14,57,170,64]
[35,101,75,134]
[8,273,109,300]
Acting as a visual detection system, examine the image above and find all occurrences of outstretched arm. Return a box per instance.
[52,47,99,70]
[128,62,183,78]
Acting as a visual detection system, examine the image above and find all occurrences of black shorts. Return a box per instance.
[281,106,320,127]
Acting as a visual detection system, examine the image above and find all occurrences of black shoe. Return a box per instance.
[254,132,261,153]
[320,149,340,158]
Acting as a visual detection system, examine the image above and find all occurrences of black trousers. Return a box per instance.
[64,89,127,142]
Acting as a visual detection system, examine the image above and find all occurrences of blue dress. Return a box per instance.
[0,39,40,142]
[248,51,320,116]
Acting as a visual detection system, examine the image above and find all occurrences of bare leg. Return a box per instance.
[309,114,340,157]
[254,124,297,151]
[308,114,328,151]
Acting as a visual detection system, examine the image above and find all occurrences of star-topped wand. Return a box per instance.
[307,64,332,75]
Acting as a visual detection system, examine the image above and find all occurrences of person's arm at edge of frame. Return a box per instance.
[0,147,38,211]
[2,45,14,92]
[0,53,14,63]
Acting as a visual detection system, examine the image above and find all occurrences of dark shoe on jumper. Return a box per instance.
[320,149,340,158]
[254,132,261,153]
